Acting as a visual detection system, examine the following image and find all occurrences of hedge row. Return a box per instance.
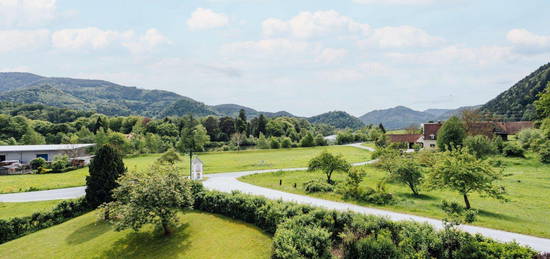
[0,199,90,244]
[191,184,539,259]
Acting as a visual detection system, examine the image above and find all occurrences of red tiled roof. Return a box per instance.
[423,123,442,139]
[387,134,422,143]
[496,121,534,135]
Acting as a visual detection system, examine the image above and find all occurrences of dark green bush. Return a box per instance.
[538,141,550,164]
[272,214,332,259]
[304,180,334,193]
[502,143,525,158]
[29,157,46,170]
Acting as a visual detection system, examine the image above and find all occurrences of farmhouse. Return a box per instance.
[387,134,422,149]
[419,121,534,149]
[0,144,95,164]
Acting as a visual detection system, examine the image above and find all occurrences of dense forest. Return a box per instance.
[307,111,364,129]
[481,62,550,121]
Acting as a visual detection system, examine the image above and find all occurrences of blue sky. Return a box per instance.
[1,0,549,116]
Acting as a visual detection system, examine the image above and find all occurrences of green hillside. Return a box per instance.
[481,62,550,120]
[308,111,364,129]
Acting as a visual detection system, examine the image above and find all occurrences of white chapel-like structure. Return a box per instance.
[191,156,204,180]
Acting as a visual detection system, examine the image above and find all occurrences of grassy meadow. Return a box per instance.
[240,153,550,238]
[0,200,70,220]
[0,211,271,259]
[0,145,371,194]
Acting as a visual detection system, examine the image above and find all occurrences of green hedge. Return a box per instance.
[0,199,90,244]
[191,184,538,258]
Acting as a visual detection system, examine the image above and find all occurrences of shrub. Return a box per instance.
[280,137,292,148]
[304,180,334,193]
[314,134,327,146]
[29,157,46,170]
[463,135,496,158]
[272,214,332,259]
[300,133,315,147]
[36,167,50,174]
[538,141,550,164]
[502,143,525,158]
[270,137,280,149]
[347,230,401,259]
[516,128,544,150]
[51,155,69,172]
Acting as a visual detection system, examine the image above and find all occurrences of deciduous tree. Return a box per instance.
[308,151,351,184]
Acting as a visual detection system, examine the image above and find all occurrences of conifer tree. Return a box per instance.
[85,144,126,208]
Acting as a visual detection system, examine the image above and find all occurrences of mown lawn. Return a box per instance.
[0,200,69,220]
[240,154,550,238]
[0,145,371,194]
[0,211,272,259]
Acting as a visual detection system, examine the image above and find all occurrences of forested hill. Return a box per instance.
[307,111,364,129]
[481,62,550,121]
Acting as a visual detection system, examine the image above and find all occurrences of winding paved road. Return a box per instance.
[1,143,549,252]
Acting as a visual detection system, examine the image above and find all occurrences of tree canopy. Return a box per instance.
[308,151,351,184]
[437,116,466,151]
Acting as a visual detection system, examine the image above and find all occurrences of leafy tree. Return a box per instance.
[437,116,466,151]
[534,82,550,118]
[219,116,236,141]
[257,133,270,149]
[426,148,506,209]
[230,132,245,151]
[236,109,248,133]
[463,135,496,158]
[257,114,267,137]
[177,124,210,177]
[314,134,327,146]
[101,166,194,236]
[281,137,292,148]
[20,129,46,145]
[157,148,182,164]
[308,151,351,184]
[202,116,220,141]
[85,145,126,208]
[388,156,423,196]
[300,132,315,147]
[270,137,280,149]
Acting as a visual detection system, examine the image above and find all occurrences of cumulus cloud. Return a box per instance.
[0,0,57,27]
[262,10,369,39]
[0,29,50,53]
[51,27,170,53]
[316,48,348,64]
[362,25,444,48]
[506,29,550,53]
[187,8,229,31]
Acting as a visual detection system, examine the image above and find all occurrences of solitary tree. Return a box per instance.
[157,148,182,165]
[177,124,210,177]
[425,148,506,209]
[300,132,315,147]
[101,166,194,236]
[85,145,126,208]
[388,157,423,196]
[437,116,466,151]
[308,151,351,184]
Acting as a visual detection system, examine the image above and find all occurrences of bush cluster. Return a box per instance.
[503,143,525,158]
[0,199,90,244]
[191,186,537,258]
[303,180,334,193]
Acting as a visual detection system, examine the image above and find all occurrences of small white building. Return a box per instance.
[191,156,204,180]
[0,144,95,164]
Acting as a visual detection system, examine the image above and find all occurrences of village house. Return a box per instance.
[387,134,423,149]
[0,144,95,164]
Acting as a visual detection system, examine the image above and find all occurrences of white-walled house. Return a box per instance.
[0,144,95,164]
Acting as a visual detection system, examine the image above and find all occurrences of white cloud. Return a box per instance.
[0,29,49,53]
[353,0,436,5]
[187,8,229,31]
[316,48,348,64]
[122,28,172,53]
[0,0,57,27]
[506,29,550,53]
[262,10,369,39]
[51,27,170,53]
[52,27,123,49]
[364,25,444,48]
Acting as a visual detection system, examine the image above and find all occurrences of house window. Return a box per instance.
[0,155,5,162]
[36,154,49,161]
[429,134,435,140]
[430,144,436,148]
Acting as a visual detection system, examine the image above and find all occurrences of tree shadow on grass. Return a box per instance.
[396,193,438,201]
[66,221,112,245]
[477,209,521,222]
[96,223,191,259]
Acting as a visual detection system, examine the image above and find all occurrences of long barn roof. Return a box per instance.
[0,144,95,152]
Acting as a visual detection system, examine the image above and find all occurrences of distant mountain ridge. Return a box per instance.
[359,105,480,130]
